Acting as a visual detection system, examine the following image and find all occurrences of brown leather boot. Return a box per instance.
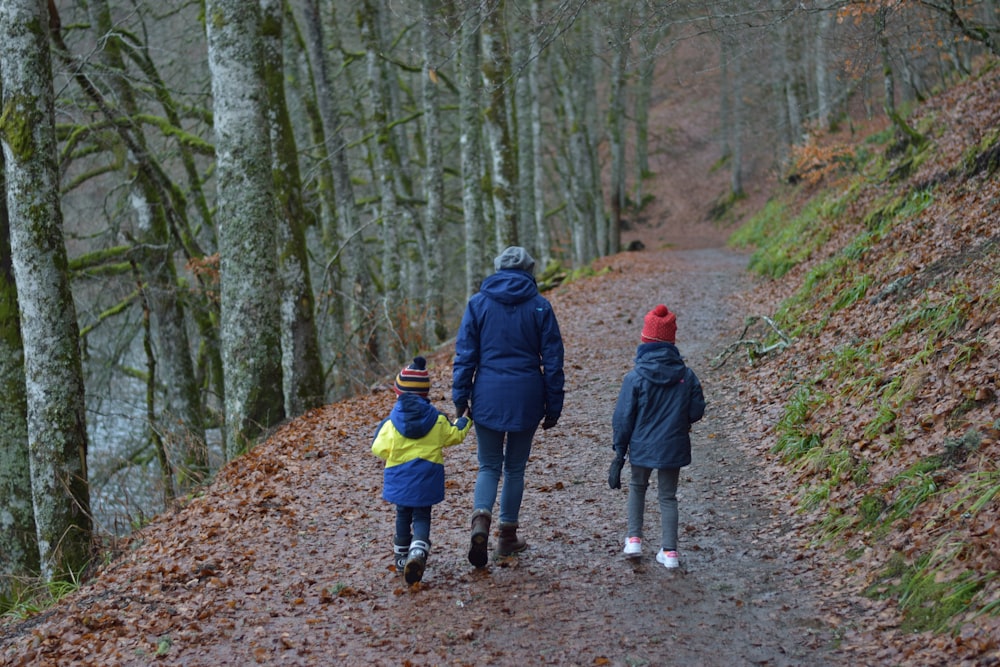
[468,510,491,568]
[497,522,527,556]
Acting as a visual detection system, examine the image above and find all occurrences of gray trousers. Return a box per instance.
[627,465,680,552]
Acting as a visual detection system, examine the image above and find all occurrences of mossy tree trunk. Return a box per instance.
[261,0,325,416]
[205,0,286,458]
[0,147,38,592]
[0,0,92,581]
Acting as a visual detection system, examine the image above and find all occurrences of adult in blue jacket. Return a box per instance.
[453,246,565,568]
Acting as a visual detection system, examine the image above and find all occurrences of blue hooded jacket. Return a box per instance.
[452,268,565,431]
[612,342,705,469]
[371,393,471,507]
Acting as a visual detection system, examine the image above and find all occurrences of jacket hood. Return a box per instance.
[478,270,539,305]
[633,342,686,386]
[389,393,440,439]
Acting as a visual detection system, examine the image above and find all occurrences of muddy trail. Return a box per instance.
[1,246,854,666]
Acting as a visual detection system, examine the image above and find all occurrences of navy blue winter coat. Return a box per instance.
[452,269,565,431]
[612,342,705,469]
[371,393,471,507]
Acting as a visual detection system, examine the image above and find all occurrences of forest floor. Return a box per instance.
[1,227,894,666]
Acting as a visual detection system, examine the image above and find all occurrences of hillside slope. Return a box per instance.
[728,63,1000,662]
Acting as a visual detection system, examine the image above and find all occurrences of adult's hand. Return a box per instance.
[541,415,558,430]
[454,400,468,419]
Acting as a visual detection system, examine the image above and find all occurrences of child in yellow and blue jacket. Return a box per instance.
[372,356,472,584]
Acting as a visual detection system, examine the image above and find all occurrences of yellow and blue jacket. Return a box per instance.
[372,393,472,507]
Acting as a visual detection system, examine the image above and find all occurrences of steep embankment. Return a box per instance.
[727,64,1000,663]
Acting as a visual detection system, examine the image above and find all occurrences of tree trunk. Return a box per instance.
[482,0,518,251]
[0,152,38,591]
[815,8,831,131]
[607,6,628,257]
[459,0,486,298]
[296,0,369,393]
[513,15,535,258]
[0,0,92,580]
[359,0,404,365]
[876,6,925,148]
[529,0,550,269]
[261,0,325,416]
[634,5,664,209]
[419,0,447,344]
[205,0,286,458]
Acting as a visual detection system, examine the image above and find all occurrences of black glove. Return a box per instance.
[541,415,558,430]
[454,400,468,419]
[608,457,624,489]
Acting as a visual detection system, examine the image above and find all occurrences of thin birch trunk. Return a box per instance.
[205,0,286,458]
[0,0,92,580]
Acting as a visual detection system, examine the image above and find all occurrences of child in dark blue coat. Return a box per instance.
[609,305,705,569]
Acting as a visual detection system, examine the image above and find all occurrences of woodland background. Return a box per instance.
[0,0,998,649]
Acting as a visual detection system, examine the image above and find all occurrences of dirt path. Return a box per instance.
[2,245,852,667]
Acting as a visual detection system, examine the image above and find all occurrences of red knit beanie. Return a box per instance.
[394,356,430,396]
[641,305,677,343]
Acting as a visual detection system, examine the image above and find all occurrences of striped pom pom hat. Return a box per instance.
[394,356,431,396]
[641,304,677,343]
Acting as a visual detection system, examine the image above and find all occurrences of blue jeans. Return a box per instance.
[627,465,680,551]
[472,423,538,524]
[395,505,431,543]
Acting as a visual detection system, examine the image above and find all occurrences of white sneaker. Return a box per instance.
[623,537,642,557]
[656,550,679,569]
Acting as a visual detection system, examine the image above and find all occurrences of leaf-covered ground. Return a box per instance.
[2,244,856,666]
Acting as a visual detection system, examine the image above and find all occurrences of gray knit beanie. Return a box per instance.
[494,246,536,274]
